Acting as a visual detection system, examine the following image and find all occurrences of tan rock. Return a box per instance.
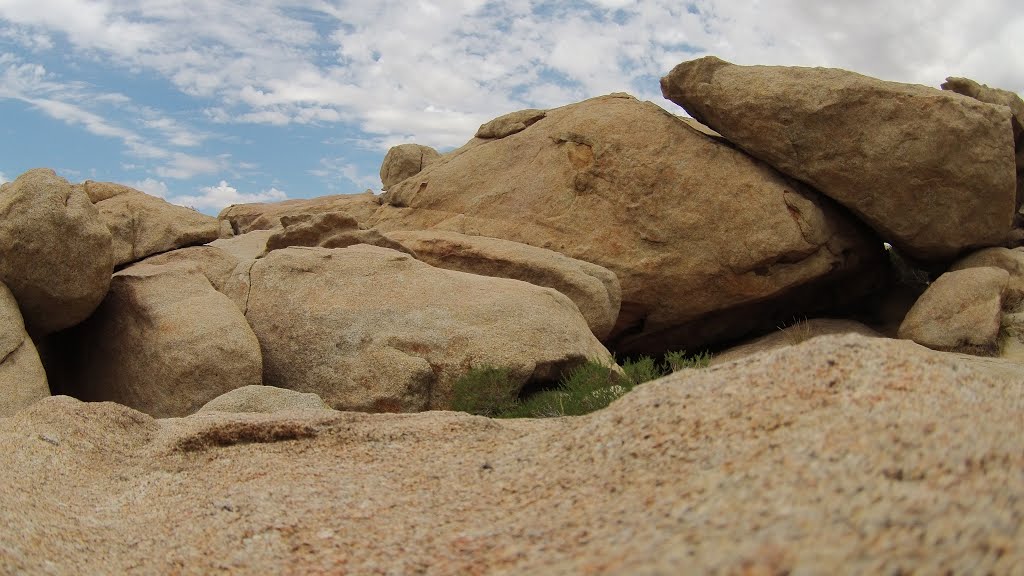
[197,385,331,414]
[0,281,48,416]
[60,260,263,417]
[262,211,412,256]
[661,57,1017,261]
[711,318,882,365]
[475,108,546,139]
[75,180,219,266]
[241,245,614,412]
[133,245,243,294]
[371,93,885,354]
[387,229,621,339]
[948,246,1024,307]
[2,335,1023,574]
[209,229,276,262]
[898,266,1009,355]
[379,143,441,190]
[0,169,113,337]
[942,76,1024,140]
[218,191,380,235]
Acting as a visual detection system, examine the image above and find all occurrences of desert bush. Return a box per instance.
[450,366,519,417]
[452,350,712,419]
[664,349,712,371]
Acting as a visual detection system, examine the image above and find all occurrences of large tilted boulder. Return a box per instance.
[380,144,441,190]
[475,108,546,139]
[59,259,263,418]
[2,335,1023,573]
[261,211,411,256]
[75,180,219,267]
[898,267,1009,355]
[661,57,1017,261]
[0,282,49,416]
[197,385,331,414]
[237,245,614,412]
[218,191,380,235]
[0,169,113,337]
[370,93,885,354]
[386,229,621,339]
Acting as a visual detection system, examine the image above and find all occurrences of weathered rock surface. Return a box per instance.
[898,266,1009,355]
[0,282,48,417]
[136,245,243,294]
[0,169,113,337]
[59,260,263,417]
[262,211,411,256]
[209,229,276,262]
[2,335,1022,574]
[661,57,1017,261]
[380,143,441,190]
[76,180,219,266]
[949,247,1024,307]
[387,229,621,339]
[475,108,546,139]
[240,245,614,411]
[711,318,882,365]
[371,93,885,354]
[942,76,1024,140]
[197,385,331,414]
[218,191,380,235]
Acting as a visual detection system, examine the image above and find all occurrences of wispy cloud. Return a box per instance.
[170,180,287,211]
[0,170,8,184]
[4,1,1022,154]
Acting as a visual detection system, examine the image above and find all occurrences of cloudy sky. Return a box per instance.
[1,0,1021,214]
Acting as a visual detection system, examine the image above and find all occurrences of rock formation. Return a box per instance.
[370,93,885,354]
[661,56,1017,261]
[0,169,113,337]
[57,259,263,417]
[218,191,381,235]
[379,143,441,189]
[239,245,614,411]
[2,335,1022,574]
[261,211,412,256]
[0,282,49,416]
[76,180,220,267]
[386,229,621,339]
[898,267,1009,355]
[197,385,331,414]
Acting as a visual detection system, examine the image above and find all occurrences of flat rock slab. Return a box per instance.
[661,56,1017,261]
[218,191,381,235]
[1,335,1022,574]
[387,229,622,339]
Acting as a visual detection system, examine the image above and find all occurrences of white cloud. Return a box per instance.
[169,181,288,212]
[311,157,382,193]
[128,178,169,198]
[153,153,224,180]
[0,170,8,184]
[1,0,1021,156]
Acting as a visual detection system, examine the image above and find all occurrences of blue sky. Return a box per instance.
[1,0,1022,214]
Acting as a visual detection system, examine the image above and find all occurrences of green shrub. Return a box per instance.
[664,349,712,371]
[450,366,519,417]
[451,350,713,419]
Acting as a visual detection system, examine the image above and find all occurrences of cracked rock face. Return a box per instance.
[0,281,48,416]
[53,258,263,418]
[660,57,1017,262]
[371,93,885,354]
[239,245,614,412]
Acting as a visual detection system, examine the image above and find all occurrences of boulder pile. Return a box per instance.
[1,56,1022,573]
